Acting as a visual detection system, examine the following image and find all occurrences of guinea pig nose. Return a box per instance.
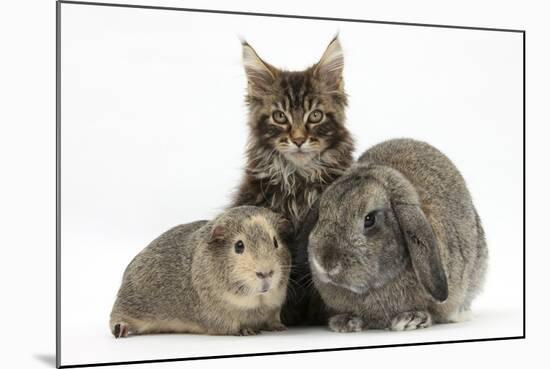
[260,279,271,293]
[256,271,273,279]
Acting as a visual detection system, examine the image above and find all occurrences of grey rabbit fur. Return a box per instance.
[307,138,488,332]
[110,206,291,337]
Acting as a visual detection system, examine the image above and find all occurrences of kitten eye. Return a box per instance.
[364,212,376,229]
[272,111,288,124]
[308,110,324,123]
[234,240,245,254]
[273,237,279,249]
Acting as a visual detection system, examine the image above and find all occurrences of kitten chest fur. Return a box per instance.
[232,37,354,231]
[238,146,345,228]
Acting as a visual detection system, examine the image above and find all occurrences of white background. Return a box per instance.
[1,0,548,369]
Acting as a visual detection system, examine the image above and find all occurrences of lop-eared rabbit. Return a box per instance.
[307,139,488,332]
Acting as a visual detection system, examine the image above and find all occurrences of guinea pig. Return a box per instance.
[307,138,488,332]
[110,206,291,337]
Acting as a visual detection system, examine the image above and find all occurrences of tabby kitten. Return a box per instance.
[231,38,355,325]
[232,37,354,229]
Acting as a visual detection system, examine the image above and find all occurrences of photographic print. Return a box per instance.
[57,1,525,367]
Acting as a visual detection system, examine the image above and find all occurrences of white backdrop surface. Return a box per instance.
[57,2,524,367]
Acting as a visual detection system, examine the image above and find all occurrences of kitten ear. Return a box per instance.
[314,36,344,91]
[242,41,277,96]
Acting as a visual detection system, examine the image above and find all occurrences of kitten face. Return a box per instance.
[243,38,349,167]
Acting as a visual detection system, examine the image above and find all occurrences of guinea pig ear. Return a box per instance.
[208,225,226,245]
[393,203,449,302]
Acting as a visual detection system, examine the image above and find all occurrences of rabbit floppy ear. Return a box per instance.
[393,203,448,302]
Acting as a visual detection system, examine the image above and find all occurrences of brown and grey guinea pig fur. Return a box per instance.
[307,138,488,332]
[109,206,292,337]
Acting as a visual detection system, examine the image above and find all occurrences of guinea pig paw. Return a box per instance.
[238,327,261,336]
[264,322,288,332]
[328,313,365,333]
[113,322,130,338]
[390,311,433,331]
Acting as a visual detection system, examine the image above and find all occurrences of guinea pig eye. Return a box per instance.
[364,212,376,229]
[273,237,279,249]
[272,111,288,124]
[234,240,245,254]
[308,109,324,123]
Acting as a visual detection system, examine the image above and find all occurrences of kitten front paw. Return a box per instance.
[328,313,364,333]
[237,327,261,336]
[390,311,432,331]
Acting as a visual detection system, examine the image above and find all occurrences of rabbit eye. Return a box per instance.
[364,212,376,229]
[273,236,279,249]
[234,240,245,254]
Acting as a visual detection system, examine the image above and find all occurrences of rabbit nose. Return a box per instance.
[327,263,342,277]
[320,249,340,272]
[311,256,332,283]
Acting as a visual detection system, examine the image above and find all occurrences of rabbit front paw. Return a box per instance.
[328,313,365,333]
[390,311,432,331]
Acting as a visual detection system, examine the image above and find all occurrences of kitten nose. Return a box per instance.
[256,271,274,279]
[291,137,306,147]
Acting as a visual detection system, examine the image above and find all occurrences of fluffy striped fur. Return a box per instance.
[231,37,355,326]
[232,37,354,229]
